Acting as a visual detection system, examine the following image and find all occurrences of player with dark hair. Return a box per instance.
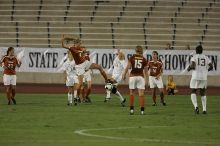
[148,51,166,106]
[0,47,21,105]
[187,45,213,114]
[122,46,148,115]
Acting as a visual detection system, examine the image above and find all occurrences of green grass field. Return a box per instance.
[0,94,220,146]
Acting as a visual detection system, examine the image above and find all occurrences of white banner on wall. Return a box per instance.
[0,47,219,76]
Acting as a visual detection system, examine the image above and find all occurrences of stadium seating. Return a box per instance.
[0,0,219,49]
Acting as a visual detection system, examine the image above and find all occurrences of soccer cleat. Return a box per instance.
[8,100,11,105]
[73,98,77,106]
[121,98,126,107]
[152,103,157,106]
[77,97,81,103]
[104,97,111,102]
[130,110,134,115]
[195,107,199,114]
[85,97,92,103]
[203,111,207,114]
[12,98,16,105]
[162,102,166,106]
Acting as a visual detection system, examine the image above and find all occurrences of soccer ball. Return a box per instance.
[105,82,113,90]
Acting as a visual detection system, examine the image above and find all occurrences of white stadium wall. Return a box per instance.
[0,48,219,86]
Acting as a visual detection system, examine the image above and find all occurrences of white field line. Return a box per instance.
[74,126,220,145]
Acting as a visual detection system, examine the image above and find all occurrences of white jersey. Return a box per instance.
[63,59,76,77]
[112,57,126,76]
[190,54,211,80]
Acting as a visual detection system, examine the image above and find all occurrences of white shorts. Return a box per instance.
[83,70,91,82]
[129,76,145,90]
[190,79,207,89]
[66,75,78,86]
[149,76,164,88]
[112,73,122,84]
[3,74,16,85]
[75,60,92,76]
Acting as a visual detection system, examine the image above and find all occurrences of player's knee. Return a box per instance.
[111,86,117,94]
[191,89,197,94]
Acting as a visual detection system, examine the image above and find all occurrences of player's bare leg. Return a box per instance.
[5,86,12,105]
[138,89,145,115]
[85,81,92,103]
[75,75,84,105]
[11,85,17,105]
[159,88,166,106]
[129,89,135,115]
[152,87,157,106]
[90,63,108,81]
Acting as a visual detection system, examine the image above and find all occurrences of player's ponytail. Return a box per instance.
[7,47,14,55]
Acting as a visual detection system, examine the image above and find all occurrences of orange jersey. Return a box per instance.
[129,54,147,77]
[69,46,86,65]
[148,59,163,76]
[1,55,19,75]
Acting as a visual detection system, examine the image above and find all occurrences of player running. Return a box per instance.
[187,45,213,114]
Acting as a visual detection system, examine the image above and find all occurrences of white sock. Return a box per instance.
[106,90,111,99]
[201,96,207,111]
[68,93,72,103]
[74,90,77,99]
[191,93,198,109]
[115,91,124,101]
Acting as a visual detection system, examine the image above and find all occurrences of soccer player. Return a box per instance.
[105,50,126,106]
[63,50,78,106]
[61,35,108,105]
[187,45,213,114]
[0,47,21,105]
[148,51,166,106]
[80,47,92,103]
[122,46,148,115]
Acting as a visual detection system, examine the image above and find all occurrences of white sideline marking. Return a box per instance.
[74,126,219,145]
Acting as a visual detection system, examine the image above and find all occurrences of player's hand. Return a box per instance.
[122,74,126,80]
[156,75,160,80]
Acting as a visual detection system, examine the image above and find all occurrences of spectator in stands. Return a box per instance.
[186,44,190,50]
[166,75,178,95]
[0,47,21,105]
[165,43,173,50]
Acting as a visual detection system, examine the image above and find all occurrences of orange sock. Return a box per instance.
[129,95,134,107]
[139,96,145,107]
